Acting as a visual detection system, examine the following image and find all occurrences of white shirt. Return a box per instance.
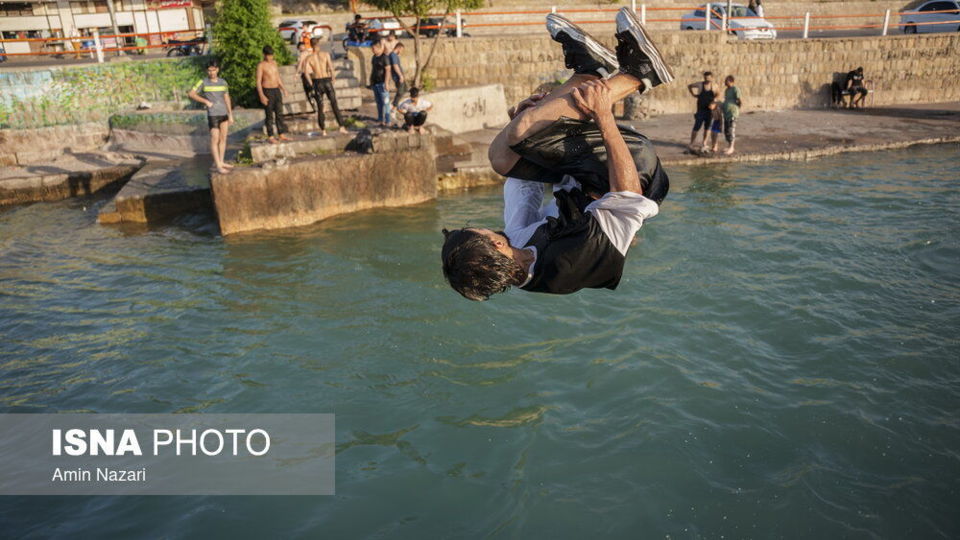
[398,98,432,113]
[502,176,660,285]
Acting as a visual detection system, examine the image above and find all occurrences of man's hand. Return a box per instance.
[259,94,268,106]
[508,92,546,119]
[571,79,613,121]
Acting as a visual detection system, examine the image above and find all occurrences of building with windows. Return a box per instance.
[0,0,206,56]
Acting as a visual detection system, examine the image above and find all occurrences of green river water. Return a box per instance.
[1,145,958,538]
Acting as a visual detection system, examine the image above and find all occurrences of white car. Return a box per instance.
[367,18,403,38]
[900,0,960,34]
[680,4,777,40]
[278,19,324,43]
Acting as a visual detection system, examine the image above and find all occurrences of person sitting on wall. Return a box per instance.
[397,87,432,133]
[347,14,368,44]
[845,66,869,109]
[440,10,671,300]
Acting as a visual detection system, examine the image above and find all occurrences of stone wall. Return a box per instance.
[419,31,960,114]
[212,147,439,235]
[0,123,110,166]
[0,57,205,129]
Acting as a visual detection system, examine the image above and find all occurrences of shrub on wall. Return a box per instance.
[0,58,206,129]
[213,0,295,107]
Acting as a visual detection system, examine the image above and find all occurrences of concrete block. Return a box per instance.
[420,84,509,134]
[212,148,438,235]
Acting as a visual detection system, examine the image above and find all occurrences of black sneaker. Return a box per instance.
[614,7,674,92]
[546,13,618,79]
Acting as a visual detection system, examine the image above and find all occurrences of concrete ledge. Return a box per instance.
[212,149,438,235]
[0,156,143,206]
[249,129,434,163]
[97,158,212,224]
[0,123,110,166]
[422,84,509,134]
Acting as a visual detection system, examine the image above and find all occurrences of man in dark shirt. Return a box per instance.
[845,66,868,108]
[441,9,671,300]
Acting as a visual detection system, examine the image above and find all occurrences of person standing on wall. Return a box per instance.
[296,42,316,112]
[305,37,348,136]
[257,45,290,144]
[188,60,234,174]
[721,75,741,154]
[388,42,407,119]
[687,71,716,152]
[370,39,392,128]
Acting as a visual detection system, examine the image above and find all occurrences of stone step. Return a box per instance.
[97,157,212,225]
[284,114,361,133]
[248,129,432,164]
[282,95,362,116]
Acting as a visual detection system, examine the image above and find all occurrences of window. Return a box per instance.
[694,9,705,17]
[0,2,36,16]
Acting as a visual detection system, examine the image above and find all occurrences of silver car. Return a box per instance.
[900,0,960,34]
[680,4,777,40]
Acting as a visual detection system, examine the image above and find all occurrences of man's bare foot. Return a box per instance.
[724,148,735,155]
[268,137,278,144]
[406,126,414,133]
[216,166,230,174]
[339,126,348,134]
[223,163,235,169]
[320,130,327,137]
[278,134,292,141]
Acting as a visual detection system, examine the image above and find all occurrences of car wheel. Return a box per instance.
[904,24,917,34]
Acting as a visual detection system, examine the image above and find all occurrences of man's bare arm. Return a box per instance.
[256,63,267,105]
[572,80,642,195]
[687,82,700,97]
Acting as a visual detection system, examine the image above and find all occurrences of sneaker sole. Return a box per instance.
[617,7,674,84]
[546,13,619,73]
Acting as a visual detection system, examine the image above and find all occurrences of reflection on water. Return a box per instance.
[0,145,959,537]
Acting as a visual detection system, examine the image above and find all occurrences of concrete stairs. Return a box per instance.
[279,58,363,119]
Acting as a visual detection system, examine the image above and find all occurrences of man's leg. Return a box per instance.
[313,79,326,133]
[489,73,640,175]
[322,79,347,132]
[274,93,289,138]
[263,90,276,140]
[218,119,231,168]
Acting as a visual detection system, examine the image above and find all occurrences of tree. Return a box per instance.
[212,0,294,107]
[365,0,483,88]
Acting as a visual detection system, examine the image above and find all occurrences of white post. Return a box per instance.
[551,6,556,13]
[455,10,462,38]
[803,12,810,39]
[631,0,636,14]
[882,9,890,36]
[722,11,728,32]
[641,4,647,25]
[93,28,104,63]
[705,3,711,30]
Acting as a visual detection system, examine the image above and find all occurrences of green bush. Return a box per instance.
[213,0,294,107]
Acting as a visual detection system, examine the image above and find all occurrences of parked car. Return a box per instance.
[278,19,323,43]
[680,4,777,40]
[416,16,468,37]
[899,0,960,34]
[367,18,404,38]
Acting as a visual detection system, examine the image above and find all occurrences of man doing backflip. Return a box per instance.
[441,8,672,300]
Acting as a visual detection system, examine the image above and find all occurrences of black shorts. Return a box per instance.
[693,110,711,131]
[208,115,229,129]
[506,116,669,205]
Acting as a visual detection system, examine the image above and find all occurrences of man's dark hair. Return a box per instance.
[410,87,420,98]
[703,71,712,78]
[725,75,735,83]
[441,228,526,301]
[394,42,404,51]
[207,59,219,69]
[355,14,362,20]
[262,45,274,56]
[856,66,864,73]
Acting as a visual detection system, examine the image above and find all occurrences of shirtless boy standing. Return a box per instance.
[256,45,290,144]
[304,37,348,136]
